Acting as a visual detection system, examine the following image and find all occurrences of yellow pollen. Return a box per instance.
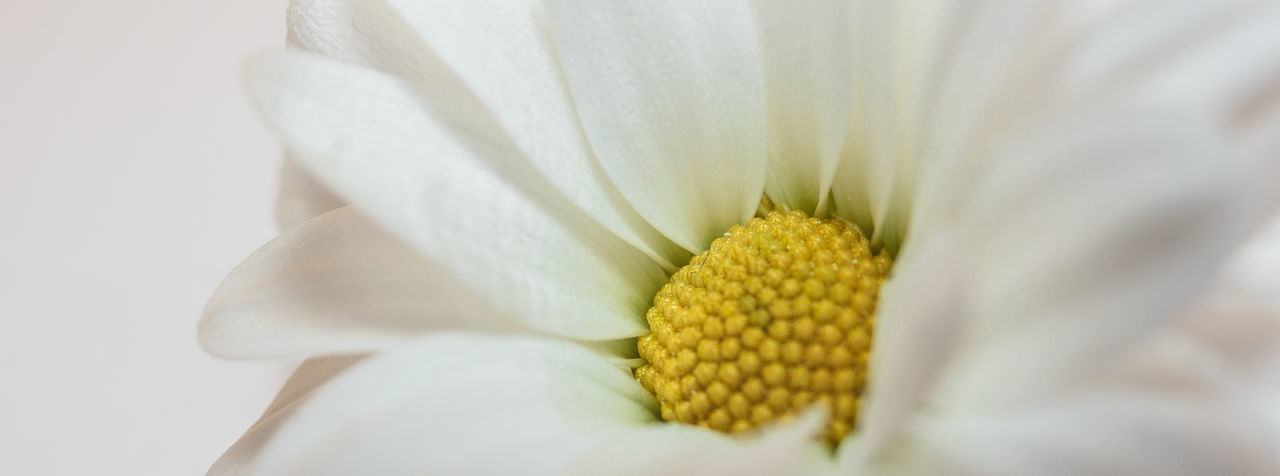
[635,210,892,445]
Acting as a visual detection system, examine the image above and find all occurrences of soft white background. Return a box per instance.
[1,1,296,474]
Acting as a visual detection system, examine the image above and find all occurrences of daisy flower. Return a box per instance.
[201,0,1280,474]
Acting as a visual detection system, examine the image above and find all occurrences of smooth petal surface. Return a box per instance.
[279,0,462,227]
[200,206,517,358]
[242,334,828,475]
[838,236,969,470]
[1179,215,1280,443]
[907,385,1276,476]
[833,0,1070,251]
[210,355,366,475]
[936,109,1263,411]
[380,0,687,269]
[274,155,346,229]
[904,0,1280,236]
[751,0,850,215]
[546,0,768,252]
[246,52,668,341]
[830,0,960,248]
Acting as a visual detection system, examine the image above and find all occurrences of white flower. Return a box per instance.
[201,0,1280,474]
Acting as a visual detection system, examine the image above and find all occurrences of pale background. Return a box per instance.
[1,1,298,474]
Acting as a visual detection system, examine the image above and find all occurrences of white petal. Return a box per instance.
[378,0,688,269]
[1063,1,1280,122]
[283,0,495,139]
[545,0,769,252]
[286,0,447,79]
[907,387,1276,476]
[210,355,366,475]
[1183,214,1280,361]
[834,0,1078,251]
[935,109,1263,411]
[199,206,518,358]
[838,236,969,469]
[246,52,667,340]
[906,0,1280,230]
[751,0,850,215]
[880,319,1280,475]
[279,0,454,228]
[830,0,960,248]
[1179,214,1280,438]
[274,155,346,229]
[241,334,827,475]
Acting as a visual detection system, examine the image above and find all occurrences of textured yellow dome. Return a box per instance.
[636,210,892,445]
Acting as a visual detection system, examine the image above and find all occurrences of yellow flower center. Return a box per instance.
[635,210,892,445]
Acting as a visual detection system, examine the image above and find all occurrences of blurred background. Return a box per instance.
[1,1,296,474]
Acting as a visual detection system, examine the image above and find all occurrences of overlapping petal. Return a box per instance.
[934,109,1261,411]
[834,0,1076,251]
[378,0,689,268]
[246,52,667,341]
[838,236,969,470]
[907,386,1275,476]
[213,1,1280,474]
[199,206,517,358]
[751,0,851,216]
[545,0,769,252]
[274,156,346,229]
[241,334,829,475]
[210,355,367,475]
[284,0,687,267]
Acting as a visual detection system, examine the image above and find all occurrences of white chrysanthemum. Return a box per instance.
[201,0,1280,474]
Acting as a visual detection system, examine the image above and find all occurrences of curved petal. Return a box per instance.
[277,0,451,228]
[905,386,1276,476]
[274,155,346,229]
[751,0,850,215]
[377,0,688,268]
[1183,214,1280,361]
[832,0,1083,252]
[285,0,458,83]
[545,0,769,252]
[904,0,1280,238]
[235,334,828,475]
[831,0,945,247]
[199,206,518,358]
[934,108,1265,411]
[872,309,1280,476]
[1178,214,1280,439]
[210,355,366,475]
[1061,1,1280,126]
[837,236,969,469]
[246,52,668,341]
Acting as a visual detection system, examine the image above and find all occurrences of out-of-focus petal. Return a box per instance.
[837,236,969,470]
[908,317,1280,475]
[246,52,667,341]
[905,383,1276,476]
[1178,214,1280,442]
[935,109,1263,411]
[199,206,518,358]
[274,155,346,229]
[545,0,768,253]
[237,334,829,475]
[751,0,850,215]
[833,0,1069,251]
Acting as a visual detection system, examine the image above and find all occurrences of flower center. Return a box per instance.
[635,210,892,445]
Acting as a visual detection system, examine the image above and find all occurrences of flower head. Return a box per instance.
[203,0,1280,474]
